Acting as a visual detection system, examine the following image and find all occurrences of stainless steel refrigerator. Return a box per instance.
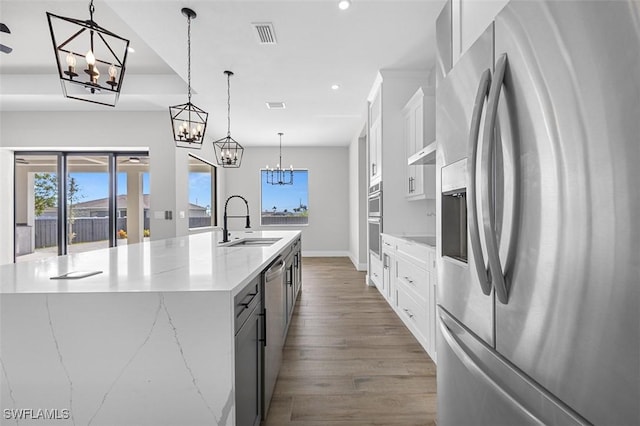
[435,1,639,425]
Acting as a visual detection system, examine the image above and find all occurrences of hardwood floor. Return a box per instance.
[264,257,437,426]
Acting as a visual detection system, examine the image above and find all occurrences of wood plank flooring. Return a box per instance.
[264,257,437,426]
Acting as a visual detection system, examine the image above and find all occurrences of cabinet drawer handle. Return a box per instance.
[373,272,379,277]
[403,308,415,319]
[403,276,414,285]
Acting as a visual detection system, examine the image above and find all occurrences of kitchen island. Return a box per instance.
[0,230,301,426]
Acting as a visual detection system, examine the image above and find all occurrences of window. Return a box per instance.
[188,154,217,229]
[14,151,150,263]
[261,169,309,226]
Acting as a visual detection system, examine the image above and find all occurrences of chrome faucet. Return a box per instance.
[222,195,251,243]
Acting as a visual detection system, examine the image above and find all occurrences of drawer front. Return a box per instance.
[396,282,428,343]
[381,234,397,251]
[396,256,428,300]
[370,255,383,287]
[396,240,430,268]
[235,276,261,333]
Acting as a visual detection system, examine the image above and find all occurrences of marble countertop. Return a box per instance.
[0,230,300,296]
[383,233,436,247]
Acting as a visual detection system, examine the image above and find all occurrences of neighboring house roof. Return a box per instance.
[44,195,207,213]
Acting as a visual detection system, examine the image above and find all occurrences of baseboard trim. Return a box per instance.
[348,253,367,271]
[302,250,350,258]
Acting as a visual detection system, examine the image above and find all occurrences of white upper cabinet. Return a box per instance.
[403,88,435,200]
[368,83,382,187]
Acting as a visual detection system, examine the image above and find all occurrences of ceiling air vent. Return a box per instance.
[266,102,286,110]
[252,22,277,45]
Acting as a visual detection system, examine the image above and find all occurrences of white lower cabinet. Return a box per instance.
[369,253,383,289]
[380,233,437,363]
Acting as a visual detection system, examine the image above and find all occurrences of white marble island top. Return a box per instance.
[0,230,300,296]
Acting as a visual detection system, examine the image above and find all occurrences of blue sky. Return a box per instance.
[188,172,212,208]
[66,170,307,214]
[68,172,150,200]
[261,170,309,213]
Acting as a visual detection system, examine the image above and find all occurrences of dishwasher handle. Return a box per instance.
[265,258,285,282]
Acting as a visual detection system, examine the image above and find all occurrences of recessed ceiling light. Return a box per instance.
[127,46,135,53]
[338,0,351,10]
[331,84,340,90]
[266,102,286,109]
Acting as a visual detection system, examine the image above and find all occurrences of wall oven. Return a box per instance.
[368,217,382,258]
[368,182,382,258]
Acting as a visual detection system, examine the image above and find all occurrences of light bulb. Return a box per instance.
[290,165,293,170]
[66,52,76,67]
[86,50,96,66]
[108,64,117,79]
[197,124,202,132]
[338,0,351,10]
[266,164,269,169]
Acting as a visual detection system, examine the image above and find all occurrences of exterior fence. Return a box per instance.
[34,217,152,248]
[261,215,308,226]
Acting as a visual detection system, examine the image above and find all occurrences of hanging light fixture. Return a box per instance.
[266,133,294,185]
[169,8,208,149]
[213,71,245,167]
[47,0,129,107]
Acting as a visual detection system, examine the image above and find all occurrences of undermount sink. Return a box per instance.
[222,237,282,247]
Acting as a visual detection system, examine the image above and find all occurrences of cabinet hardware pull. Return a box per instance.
[404,276,414,284]
[403,308,415,318]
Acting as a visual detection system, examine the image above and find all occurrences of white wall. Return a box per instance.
[0,111,222,264]
[0,149,14,264]
[223,146,349,256]
[348,127,368,271]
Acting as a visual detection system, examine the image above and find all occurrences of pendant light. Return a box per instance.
[47,0,130,107]
[169,8,208,149]
[266,133,294,185]
[213,71,245,168]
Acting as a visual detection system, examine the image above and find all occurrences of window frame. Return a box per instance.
[187,153,218,231]
[259,168,310,227]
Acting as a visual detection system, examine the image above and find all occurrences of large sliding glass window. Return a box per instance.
[66,154,110,254]
[14,154,60,262]
[116,155,150,246]
[14,151,149,263]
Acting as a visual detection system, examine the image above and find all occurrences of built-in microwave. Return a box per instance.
[368,182,382,217]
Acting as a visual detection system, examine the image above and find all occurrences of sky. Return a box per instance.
[188,172,212,208]
[64,170,307,214]
[68,172,150,200]
[261,170,309,213]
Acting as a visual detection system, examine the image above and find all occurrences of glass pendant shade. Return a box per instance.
[169,8,208,149]
[47,1,129,107]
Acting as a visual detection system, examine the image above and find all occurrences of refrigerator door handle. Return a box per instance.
[481,53,510,304]
[438,312,543,424]
[467,68,493,296]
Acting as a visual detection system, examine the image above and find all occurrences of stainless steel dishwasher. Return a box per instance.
[262,257,285,418]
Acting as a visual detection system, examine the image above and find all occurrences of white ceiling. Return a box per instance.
[0,0,445,146]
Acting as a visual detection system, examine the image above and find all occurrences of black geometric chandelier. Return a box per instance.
[47,0,129,107]
[213,71,244,168]
[169,8,208,149]
[266,133,294,185]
